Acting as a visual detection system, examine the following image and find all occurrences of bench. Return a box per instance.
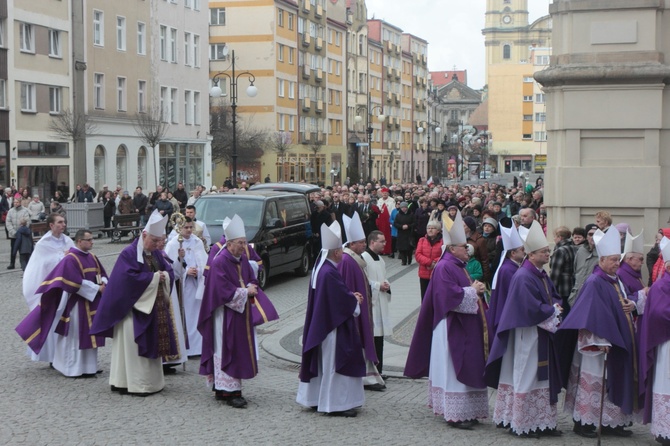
[110,213,144,242]
[30,221,50,243]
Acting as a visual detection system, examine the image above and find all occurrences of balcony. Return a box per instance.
[302,33,311,47]
[395,44,401,54]
[302,0,310,13]
[392,68,399,79]
[386,92,392,103]
[316,100,323,113]
[386,66,392,78]
[415,75,421,86]
[302,98,311,111]
[393,92,400,104]
[386,40,393,52]
[302,64,311,79]
[316,131,324,143]
[301,132,310,144]
[315,37,322,50]
[315,68,323,81]
[315,4,323,18]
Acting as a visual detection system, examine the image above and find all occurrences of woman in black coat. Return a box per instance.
[393,202,415,266]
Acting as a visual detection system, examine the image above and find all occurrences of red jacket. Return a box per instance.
[415,234,443,279]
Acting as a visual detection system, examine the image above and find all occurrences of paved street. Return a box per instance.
[0,232,656,445]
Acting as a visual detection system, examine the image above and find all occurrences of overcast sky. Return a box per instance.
[364,0,552,89]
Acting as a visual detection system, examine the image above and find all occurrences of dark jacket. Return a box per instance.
[393,210,414,251]
[172,188,188,210]
[133,193,148,215]
[16,225,34,255]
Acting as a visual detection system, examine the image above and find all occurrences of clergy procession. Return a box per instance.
[10,198,670,445]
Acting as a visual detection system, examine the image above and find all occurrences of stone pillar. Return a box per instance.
[535,0,670,254]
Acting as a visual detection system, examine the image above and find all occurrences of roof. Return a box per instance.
[469,100,488,129]
[430,71,467,87]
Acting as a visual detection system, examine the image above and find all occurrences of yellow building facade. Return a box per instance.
[484,0,551,174]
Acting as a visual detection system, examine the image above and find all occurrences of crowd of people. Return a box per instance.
[6,174,670,444]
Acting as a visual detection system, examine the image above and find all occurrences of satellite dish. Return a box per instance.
[222,44,229,58]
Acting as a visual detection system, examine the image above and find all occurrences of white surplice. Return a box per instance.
[296,304,365,413]
[22,231,75,363]
[165,236,207,357]
[492,308,560,434]
[52,278,105,377]
[428,287,489,422]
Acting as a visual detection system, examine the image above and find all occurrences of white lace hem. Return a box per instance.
[427,381,488,422]
[493,383,557,434]
[651,393,670,439]
[564,363,637,427]
[205,353,242,392]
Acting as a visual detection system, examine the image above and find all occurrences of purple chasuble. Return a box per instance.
[486,258,521,339]
[404,252,488,388]
[618,261,645,297]
[639,272,670,423]
[198,247,259,379]
[299,260,365,381]
[203,236,274,327]
[337,252,378,363]
[89,238,177,359]
[485,259,563,403]
[559,266,639,414]
[16,248,107,353]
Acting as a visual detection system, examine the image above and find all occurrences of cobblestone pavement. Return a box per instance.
[0,232,656,445]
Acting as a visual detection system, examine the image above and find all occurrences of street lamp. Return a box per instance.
[417,119,441,181]
[355,94,385,182]
[209,49,258,187]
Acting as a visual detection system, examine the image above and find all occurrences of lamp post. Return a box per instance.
[209,49,258,187]
[355,94,385,182]
[417,119,441,182]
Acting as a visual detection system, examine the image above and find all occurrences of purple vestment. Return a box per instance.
[486,258,520,339]
[198,247,262,379]
[404,252,488,388]
[337,252,378,363]
[16,248,107,353]
[618,261,645,297]
[299,260,365,382]
[639,272,670,423]
[485,259,563,402]
[203,236,275,326]
[559,266,639,414]
[90,238,177,359]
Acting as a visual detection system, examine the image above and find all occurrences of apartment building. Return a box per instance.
[5,0,211,197]
[483,0,551,174]
[87,0,210,192]
[209,0,348,186]
[8,0,72,198]
[403,33,428,183]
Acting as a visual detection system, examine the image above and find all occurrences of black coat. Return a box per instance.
[394,210,414,251]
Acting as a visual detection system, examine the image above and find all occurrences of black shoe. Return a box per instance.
[328,409,357,417]
[656,435,670,445]
[215,390,230,401]
[401,262,406,266]
[162,365,177,374]
[602,425,633,437]
[496,422,509,429]
[447,420,475,430]
[380,374,390,381]
[76,373,98,379]
[364,383,386,391]
[227,396,247,408]
[573,422,597,438]
[539,427,562,437]
[111,385,128,395]
[6,265,14,270]
[509,429,540,438]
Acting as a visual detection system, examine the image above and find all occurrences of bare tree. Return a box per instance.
[308,138,324,184]
[48,108,98,142]
[133,105,169,148]
[269,132,293,181]
[210,105,268,167]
